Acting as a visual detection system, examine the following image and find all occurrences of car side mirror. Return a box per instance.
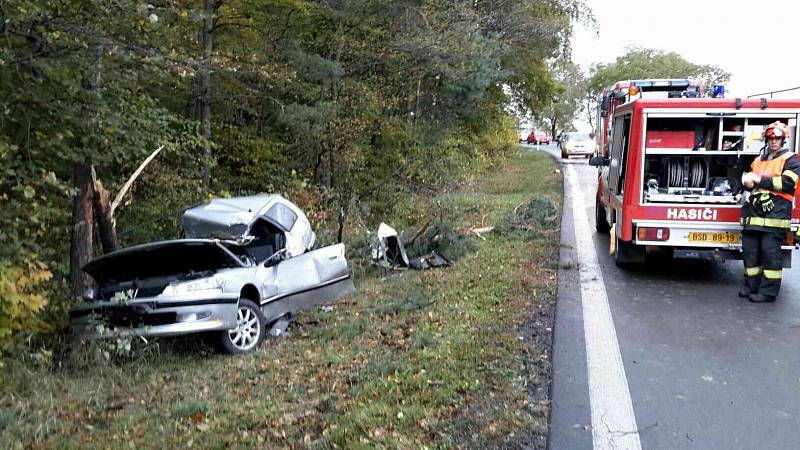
[589,155,608,167]
[263,248,288,267]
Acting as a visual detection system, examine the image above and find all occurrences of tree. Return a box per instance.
[587,46,731,99]
[540,60,585,137]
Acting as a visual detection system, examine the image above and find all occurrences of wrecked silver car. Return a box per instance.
[70,194,355,354]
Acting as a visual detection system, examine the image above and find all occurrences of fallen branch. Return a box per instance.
[461,226,494,240]
[110,145,165,217]
[405,220,431,247]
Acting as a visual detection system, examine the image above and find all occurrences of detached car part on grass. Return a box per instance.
[372,223,452,270]
[70,194,355,354]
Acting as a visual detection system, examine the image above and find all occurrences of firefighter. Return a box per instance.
[739,121,800,302]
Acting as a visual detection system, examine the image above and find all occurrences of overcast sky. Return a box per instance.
[571,0,800,99]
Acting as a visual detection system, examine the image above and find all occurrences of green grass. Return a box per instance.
[0,150,561,449]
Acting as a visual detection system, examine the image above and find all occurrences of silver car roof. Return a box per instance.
[181,194,316,256]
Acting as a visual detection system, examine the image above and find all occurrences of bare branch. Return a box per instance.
[110,145,165,217]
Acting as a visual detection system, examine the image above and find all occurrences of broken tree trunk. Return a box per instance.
[93,179,119,254]
[69,163,95,298]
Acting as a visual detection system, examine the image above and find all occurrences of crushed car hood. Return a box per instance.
[83,239,245,285]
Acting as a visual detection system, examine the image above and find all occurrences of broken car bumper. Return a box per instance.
[70,291,240,338]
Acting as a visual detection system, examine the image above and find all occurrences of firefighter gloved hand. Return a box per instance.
[762,198,774,213]
[758,192,774,213]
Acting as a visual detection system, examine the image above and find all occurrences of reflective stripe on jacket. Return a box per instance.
[740,216,791,229]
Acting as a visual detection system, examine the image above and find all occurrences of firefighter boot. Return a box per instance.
[749,293,776,303]
[738,286,755,298]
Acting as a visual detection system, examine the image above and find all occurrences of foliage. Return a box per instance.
[587,46,732,98]
[0,260,52,358]
[499,195,560,233]
[404,222,479,261]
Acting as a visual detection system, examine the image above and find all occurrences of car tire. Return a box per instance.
[595,198,610,233]
[217,298,265,354]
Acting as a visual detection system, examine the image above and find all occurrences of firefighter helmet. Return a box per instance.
[765,121,789,140]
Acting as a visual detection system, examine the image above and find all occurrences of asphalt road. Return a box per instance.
[523,143,800,449]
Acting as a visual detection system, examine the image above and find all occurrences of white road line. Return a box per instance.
[566,165,642,450]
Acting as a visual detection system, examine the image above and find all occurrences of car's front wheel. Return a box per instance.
[217,298,265,354]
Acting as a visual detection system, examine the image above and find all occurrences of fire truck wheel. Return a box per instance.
[595,198,610,233]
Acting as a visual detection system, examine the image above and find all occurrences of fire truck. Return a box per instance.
[590,95,800,266]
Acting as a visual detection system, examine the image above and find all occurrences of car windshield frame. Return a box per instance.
[567,132,591,141]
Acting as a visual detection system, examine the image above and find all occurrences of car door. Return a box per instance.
[258,243,351,306]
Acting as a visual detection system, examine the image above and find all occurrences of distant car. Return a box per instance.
[559,132,595,158]
[526,130,551,145]
[71,195,356,354]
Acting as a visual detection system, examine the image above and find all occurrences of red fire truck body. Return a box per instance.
[592,97,800,265]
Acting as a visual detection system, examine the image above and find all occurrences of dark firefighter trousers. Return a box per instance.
[742,230,784,298]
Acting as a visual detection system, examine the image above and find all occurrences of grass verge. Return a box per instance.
[0,150,561,449]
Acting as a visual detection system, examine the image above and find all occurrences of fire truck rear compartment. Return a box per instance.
[642,153,754,204]
[640,115,796,205]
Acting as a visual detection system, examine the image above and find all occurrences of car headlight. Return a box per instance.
[163,277,225,295]
[83,287,97,300]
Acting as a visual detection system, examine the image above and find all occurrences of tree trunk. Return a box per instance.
[69,45,104,298]
[329,140,335,189]
[69,164,95,297]
[93,179,119,254]
[584,97,597,135]
[200,0,215,187]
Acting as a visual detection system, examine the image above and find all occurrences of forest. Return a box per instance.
[0,0,587,357]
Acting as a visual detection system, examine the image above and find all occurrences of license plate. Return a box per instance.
[687,232,739,243]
